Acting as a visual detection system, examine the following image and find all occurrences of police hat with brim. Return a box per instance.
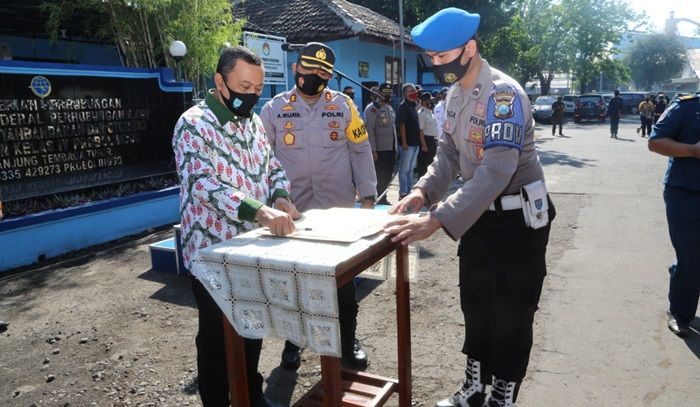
[298,42,335,75]
[379,82,393,95]
[411,8,480,52]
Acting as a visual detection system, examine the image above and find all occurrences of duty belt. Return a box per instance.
[488,193,522,211]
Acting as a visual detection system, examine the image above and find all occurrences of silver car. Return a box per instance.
[562,95,578,115]
[532,95,557,123]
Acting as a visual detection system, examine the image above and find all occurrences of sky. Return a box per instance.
[634,0,700,37]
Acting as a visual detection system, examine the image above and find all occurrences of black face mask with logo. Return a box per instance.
[433,45,472,86]
[219,76,260,118]
[295,72,328,96]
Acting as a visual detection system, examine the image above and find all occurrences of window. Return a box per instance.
[385,57,403,85]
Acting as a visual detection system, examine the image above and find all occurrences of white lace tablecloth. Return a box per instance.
[190,227,418,357]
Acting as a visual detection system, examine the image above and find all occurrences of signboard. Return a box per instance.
[0,62,192,202]
[243,32,288,86]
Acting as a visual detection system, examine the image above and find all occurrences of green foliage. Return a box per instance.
[560,0,643,92]
[41,0,244,93]
[624,34,687,90]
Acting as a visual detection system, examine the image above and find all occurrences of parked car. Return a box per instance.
[619,92,647,114]
[574,94,606,123]
[562,94,578,115]
[532,95,557,123]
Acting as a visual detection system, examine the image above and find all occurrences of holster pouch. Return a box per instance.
[520,180,549,229]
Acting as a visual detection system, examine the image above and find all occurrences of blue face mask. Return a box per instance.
[219,74,260,118]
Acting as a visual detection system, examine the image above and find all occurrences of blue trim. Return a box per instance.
[0,186,181,272]
[0,186,180,233]
[0,60,192,93]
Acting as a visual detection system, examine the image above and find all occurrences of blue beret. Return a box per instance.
[411,8,480,52]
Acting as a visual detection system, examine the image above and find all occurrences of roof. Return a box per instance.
[686,48,700,81]
[232,0,413,45]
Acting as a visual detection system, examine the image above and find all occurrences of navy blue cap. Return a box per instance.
[411,8,480,52]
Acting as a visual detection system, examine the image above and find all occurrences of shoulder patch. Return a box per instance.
[345,99,368,143]
[678,94,699,102]
[484,85,526,151]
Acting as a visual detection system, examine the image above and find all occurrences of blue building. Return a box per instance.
[233,0,425,109]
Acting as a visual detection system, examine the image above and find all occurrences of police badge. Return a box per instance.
[493,90,516,119]
[444,72,458,84]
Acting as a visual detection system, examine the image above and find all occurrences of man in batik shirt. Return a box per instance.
[173,46,297,407]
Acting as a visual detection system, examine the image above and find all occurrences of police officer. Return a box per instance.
[364,83,397,204]
[607,89,624,139]
[648,92,700,338]
[383,8,555,407]
[260,42,377,371]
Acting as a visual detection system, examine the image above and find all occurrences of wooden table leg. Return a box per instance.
[320,355,342,406]
[396,245,412,406]
[223,315,250,407]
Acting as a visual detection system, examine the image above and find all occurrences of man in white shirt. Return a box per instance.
[417,91,440,178]
[433,86,448,140]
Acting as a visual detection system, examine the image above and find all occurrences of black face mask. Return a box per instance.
[295,72,328,96]
[219,77,259,118]
[433,46,472,85]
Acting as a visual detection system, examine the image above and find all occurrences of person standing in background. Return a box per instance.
[396,83,423,199]
[637,96,655,137]
[607,89,624,139]
[551,96,565,136]
[434,87,448,139]
[365,83,397,204]
[654,93,668,124]
[416,91,439,178]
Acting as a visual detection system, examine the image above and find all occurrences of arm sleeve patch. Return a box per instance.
[484,87,525,151]
[345,99,369,143]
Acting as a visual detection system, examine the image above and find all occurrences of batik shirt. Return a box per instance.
[173,91,291,269]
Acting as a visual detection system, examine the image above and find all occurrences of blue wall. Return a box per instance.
[256,37,422,109]
[0,35,121,66]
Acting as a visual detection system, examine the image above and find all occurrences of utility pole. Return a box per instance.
[399,0,405,88]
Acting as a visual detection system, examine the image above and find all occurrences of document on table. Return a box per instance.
[260,207,395,243]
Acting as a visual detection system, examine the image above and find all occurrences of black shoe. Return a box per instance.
[0,320,8,334]
[667,311,690,337]
[251,394,284,407]
[342,339,368,370]
[280,345,302,371]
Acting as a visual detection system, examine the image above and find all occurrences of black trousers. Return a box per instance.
[192,279,264,407]
[416,137,437,179]
[375,150,396,203]
[285,279,359,355]
[640,117,653,136]
[458,200,554,382]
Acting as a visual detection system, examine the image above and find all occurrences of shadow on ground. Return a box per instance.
[138,268,196,308]
[536,149,598,168]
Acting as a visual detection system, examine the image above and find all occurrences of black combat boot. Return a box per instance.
[435,358,486,407]
[487,377,520,407]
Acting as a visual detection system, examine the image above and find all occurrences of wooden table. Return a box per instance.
[222,235,412,407]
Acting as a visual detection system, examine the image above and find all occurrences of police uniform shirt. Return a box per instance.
[418,107,439,137]
[364,102,396,152]
[434,100,446,138]
[260,87,377,212]
[649,93,700,191]
[415,60,545,239]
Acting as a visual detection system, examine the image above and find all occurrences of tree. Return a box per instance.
[41,0,244,94]
[560,0,642,93]
[624,34,686,90]
[351,0,519,44]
